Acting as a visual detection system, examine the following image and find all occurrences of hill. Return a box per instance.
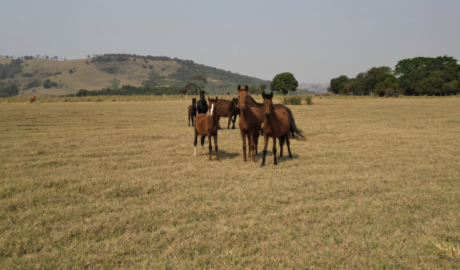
[0,54,270,96]
[298,82,329,93]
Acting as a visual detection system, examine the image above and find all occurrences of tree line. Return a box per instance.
[329,56,460,96]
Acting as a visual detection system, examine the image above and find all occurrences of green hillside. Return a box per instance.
[0,54,269,96]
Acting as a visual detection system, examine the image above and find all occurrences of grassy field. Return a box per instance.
[1,96,460,269]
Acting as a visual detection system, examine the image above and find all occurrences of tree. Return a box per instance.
[86,55,91,59]
[270,72,298,95]
[110,78,120,90]
[329,75,349,94]
[259,84,267,94]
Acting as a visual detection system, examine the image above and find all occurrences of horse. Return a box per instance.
[260,92,293,166]
[188,98,197,127]
[213,98,239,129]
[194,97,219,161]
[245,95,304,139]
[237,85,263,162]
[30,95,36,104]
[180,93,184,100]
[197,90,208,114]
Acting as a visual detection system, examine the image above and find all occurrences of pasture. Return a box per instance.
[1,96,460,269]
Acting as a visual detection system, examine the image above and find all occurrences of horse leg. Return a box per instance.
[261,134,269,167]
[273,136,278,165]
[286,132,293,158]
[232,114,237,129]
[217,115,222,130]
[279,134,285,157]
[250,133,256,163]
[208,133,212,161]
[188,114,191,126]
[193,129,198,156]
[192,115,195,127]
[201,135,206,155]
[227,116,231,129]
[254,130,259,156]
[246,133,251,158]
[240,131,247,162]
[214,133,219,161]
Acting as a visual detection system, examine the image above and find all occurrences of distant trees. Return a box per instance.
[395,56,460,96]
[0,82,19,96]
[184,75,207,94]
[270,72,299,95]
[142,72,165,88]
[0,58,23,79]
[110,78,120,90]
[330,56,460,96]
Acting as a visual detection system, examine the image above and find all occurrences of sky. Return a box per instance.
[1,0,460,84]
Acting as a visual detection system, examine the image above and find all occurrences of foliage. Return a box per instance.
[110,78,120,91]
[43,79,58,88]
[329,75,349,94]
[395,56,460,96]
[270,72,299,95]
[282,95,302,105]
[21,73,34,78]
[142,72,165,88]
[304,95,313,105]
[69,69,74,74]
[76,85,186,96]
[0,58,23,80]
[24,80,41,90]
[0,82,19,96]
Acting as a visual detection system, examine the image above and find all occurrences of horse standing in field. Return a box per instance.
[237,85,263,162]
[245,95,303,139]
[180,93,184,100]
[30,95,36,104]
[197,90,208,114]
[194,97,219,161]
[260,92,293,167]
[188,98,197,127]
[213,98,239,129]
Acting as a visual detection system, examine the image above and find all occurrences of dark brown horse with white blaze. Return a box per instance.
[194,97,219,161]
[260,92,293,167]
[237,85,263,162]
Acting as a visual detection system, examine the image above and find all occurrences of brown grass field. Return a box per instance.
[1,96,460,269]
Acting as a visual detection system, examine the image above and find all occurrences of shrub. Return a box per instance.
[68,69,74,74]
[305,95,313,105]
[24,80,41,89]
[148,65,153,69]
[86,61,90,65]
[142,64,147,69]
[21,73,34,77]
[282,96,302,105]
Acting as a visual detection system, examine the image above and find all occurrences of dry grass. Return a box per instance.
[1,96,460,269]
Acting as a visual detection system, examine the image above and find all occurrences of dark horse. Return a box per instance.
[237,85,263,162]
[197,90,208,114]
[188,98,197,127]
[260,92,293,167]
[194,97,219,161]
[213,98,239,129]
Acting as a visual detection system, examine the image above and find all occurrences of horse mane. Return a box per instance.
[247,95,263,106]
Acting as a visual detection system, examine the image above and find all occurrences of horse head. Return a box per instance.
[262,92,274,118]
[192,98,196,105]
[208,97,218,117]
[237,85,249,111]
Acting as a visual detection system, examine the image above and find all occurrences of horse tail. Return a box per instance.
[285,107,305,140]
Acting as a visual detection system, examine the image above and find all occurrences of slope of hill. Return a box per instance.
[0,54,270,96]
[298,82,329,93]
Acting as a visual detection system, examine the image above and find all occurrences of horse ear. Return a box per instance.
[238,85,241,91]
[245,85,249,90]
[270,92,273,98]
[216,96,218,101]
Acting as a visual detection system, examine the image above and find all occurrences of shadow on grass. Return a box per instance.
[216,150,240,159]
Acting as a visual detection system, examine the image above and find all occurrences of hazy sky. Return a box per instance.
[1,0,460,84]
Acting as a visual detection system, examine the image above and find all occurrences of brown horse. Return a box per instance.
[30,95,36,104]
[180,93,184,100]
[260,92,292,166]
[194,97,219,161]
[245,95,304,139]
[237,85,263,162]
[212,99,239,129]
[188,98,197,127]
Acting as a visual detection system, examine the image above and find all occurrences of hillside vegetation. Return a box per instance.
[0,54,269,96]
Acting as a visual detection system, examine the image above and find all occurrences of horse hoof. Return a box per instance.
[274,162,278,166]
[260,163,265,167]
[289,155,293,158]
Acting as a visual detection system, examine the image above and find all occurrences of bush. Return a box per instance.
[68,69,74,74]
[142,64,147,69]
[24,80,41,89]
[148,65,153,69]
[282,96,302,105]
[21,73,34,77]
[305,95,313,105]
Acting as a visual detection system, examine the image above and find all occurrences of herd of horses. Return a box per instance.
[189,85,304,166]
